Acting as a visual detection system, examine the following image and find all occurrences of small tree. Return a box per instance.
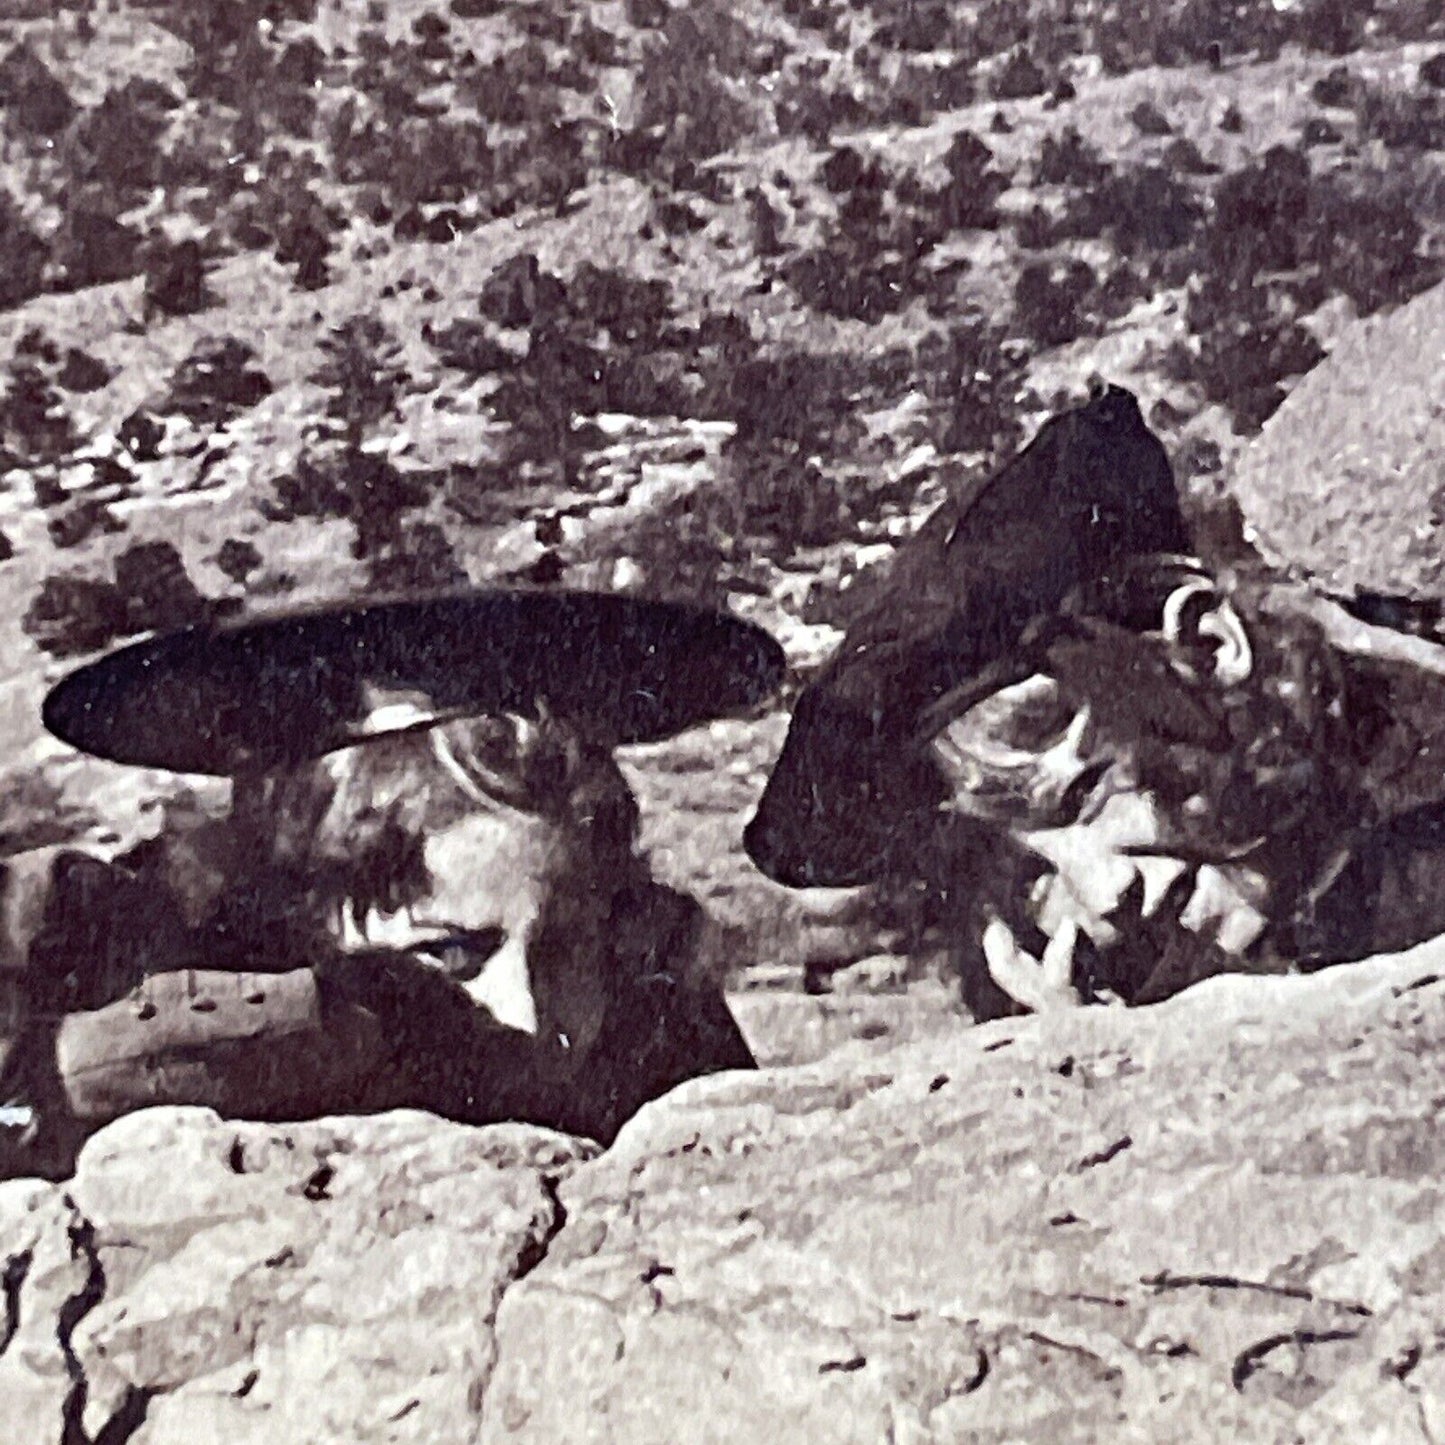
[48,201,142,290]
[61,83,170,207]
[311,315,407,456]
[296,318,429,563]
[162,336,273,427]
[0,191,49,307]
[142,236,214,318]
[0,42,75,138]
[0,360,80,464]
[215,537,263,585]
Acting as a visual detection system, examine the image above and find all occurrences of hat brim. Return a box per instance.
[42,588,787,775]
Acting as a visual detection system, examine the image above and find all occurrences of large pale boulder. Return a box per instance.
[0,1111,596,1444]
[1229,280,1445,599]
[0,947,1441,1443]
[484,948,1445,1443]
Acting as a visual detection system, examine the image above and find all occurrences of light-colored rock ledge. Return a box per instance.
[2,940,1442,1443]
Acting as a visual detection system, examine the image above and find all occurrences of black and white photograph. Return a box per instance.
[0,0,1441,1438]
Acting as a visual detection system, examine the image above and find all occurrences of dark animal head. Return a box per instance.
[743,685,948,887]
[744,383,1188,889]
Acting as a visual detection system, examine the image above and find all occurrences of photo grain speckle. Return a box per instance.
[0,1,1441,1438]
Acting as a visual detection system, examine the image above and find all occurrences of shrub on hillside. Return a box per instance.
[23,574,127,658]
[1355,82,1445,150]
[0,360,80,465]
[60,81,173,208]
[276,35,326,87]
[921,320,1026,460]
[713,445,859,555]
[992,46,1048,100]
[1312,64,1356,108]
[48,203,143,291]
[160,337,273,429]
[142,237,214,319]
[1036,126,1110,188]
[1173,275,1328,433]
[214,537,263,585]
[56,348,112,394]
[114,542,214,627]
[1100,165,1205,251]
[1013,258,1099,347]
[871,1,954,51]
[568,263,674,343]
[118,410,166,463]
[1288,0,1368,56]
[935,131,1009,230]
[632,1,760,161]
[1204,145,1439,314]
[785,245,918,322]
[264,449,432,553]
[477,253,568,328]
[625,0,669,25]
[774,80,867,142]
[1311,179,1440,314]
[48,499,125,551]
[425,318,518,378]
[311,316,408,454]
[365,519,468,592]
[491,128,590,212]
[1161,136,1219,176]
[331,102,493,209]
[726,352,869,452]
[24,543,219,659]
[0,191,49,308]
[0,41,75,137]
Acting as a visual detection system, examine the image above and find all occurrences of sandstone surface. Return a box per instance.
[0,945,1441,1443]
[1229,279,1445,600]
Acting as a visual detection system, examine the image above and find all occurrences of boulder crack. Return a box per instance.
[0,1248,32,1356]
[471,1171,578,1424]
[56,1196,154,1445]
[1231,1327,1362,1392]
[513,1172,568,1285]
[1142,1270,1373,1317]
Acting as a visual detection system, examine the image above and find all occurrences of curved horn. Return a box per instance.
[1160,577,1216,648]
[1199,599,1253,686]
[1161,578,1254,687]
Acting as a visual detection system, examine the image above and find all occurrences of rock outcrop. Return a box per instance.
[1229,279,1445,600]
[1,944,1441,1442]
[0,1113,597,1443]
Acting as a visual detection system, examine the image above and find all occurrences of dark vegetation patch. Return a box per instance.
[0,0,1439,644]
[24,542,231,659]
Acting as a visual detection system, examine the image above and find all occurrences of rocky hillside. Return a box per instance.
[2,10,1443,1439]
[0,0,1442,960]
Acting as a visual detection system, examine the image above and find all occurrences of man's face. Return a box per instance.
[338,806,615,1062]
[931,674,1272,1012]
[303,717,628,1065]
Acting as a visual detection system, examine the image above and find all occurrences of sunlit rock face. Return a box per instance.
[0,945,1442,1444]
[1230,279,1445,601]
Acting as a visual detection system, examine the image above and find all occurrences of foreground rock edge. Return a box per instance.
[485,944,1445,1442]
[0,942,1438,1442]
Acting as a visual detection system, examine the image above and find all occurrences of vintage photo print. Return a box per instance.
[0,0,1440,1439]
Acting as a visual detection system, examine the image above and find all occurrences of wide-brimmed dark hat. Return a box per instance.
[42,588,787,775]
